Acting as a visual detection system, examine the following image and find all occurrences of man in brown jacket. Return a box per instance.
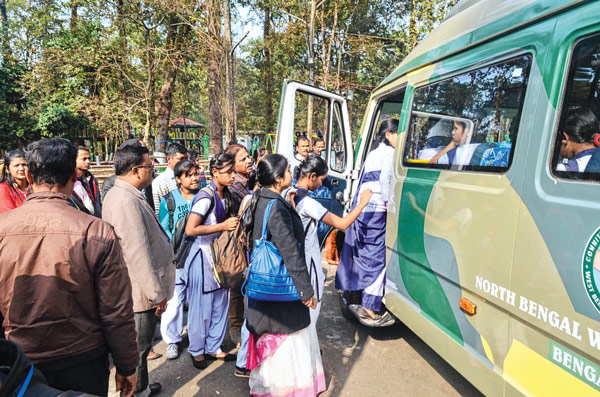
[0,138,138,396]
[103,140,175,397]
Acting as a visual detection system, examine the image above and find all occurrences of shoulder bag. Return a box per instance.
[242,199,300,301]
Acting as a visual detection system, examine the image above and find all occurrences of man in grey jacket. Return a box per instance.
[103,141,175,397]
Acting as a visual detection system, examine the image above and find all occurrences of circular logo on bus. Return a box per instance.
[583,227,600,313]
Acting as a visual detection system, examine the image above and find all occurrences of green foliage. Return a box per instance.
[1,0,456,150]
[36,104,88,137]
[0,58,37,150]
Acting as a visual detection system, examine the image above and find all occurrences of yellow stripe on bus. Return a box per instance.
[503,339,598,396]
[480,336,495,365]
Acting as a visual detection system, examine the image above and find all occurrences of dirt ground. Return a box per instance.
[108,261,483,397]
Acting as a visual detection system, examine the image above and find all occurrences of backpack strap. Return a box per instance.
[166,192,175,231]
[261,200,277,240]
[196,186,216,226]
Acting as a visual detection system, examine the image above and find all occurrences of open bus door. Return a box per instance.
[275,80,354,243]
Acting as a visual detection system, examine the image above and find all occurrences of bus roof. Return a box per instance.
[377,0,588,88]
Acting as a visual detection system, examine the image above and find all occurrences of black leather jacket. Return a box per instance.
[0,339,81,397]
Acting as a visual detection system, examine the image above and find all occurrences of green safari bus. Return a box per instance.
[273,0,600,395]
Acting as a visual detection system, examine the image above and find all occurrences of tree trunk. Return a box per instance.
[207,0,223,154]
[116,0,129,139]
[222,0,235,145]
[0,0,9,56]
[143,28,155,147]
[70,1,79,31]
[263,5,273,135]
[155,14,189,152]
[408,0,419,51]
[320,1,337,90]
[306,0,317,145]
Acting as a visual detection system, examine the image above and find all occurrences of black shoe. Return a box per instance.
[206,353,237,362]
[190,354,210,370]
[148,383,161,396]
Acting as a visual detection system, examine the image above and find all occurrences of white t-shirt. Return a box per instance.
[295,193,327,301]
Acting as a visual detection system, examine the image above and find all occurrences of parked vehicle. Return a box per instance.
[274,0,600,394]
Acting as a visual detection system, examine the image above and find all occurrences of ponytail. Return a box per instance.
[242,153,288,250]
[294,154,328,181]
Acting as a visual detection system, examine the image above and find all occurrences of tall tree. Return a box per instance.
[206,0,224,153]
[0,0,9,56]
[155,11,193,152]
[262,2,274,135]
[222,0,235,144]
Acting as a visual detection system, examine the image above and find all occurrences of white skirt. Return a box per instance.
[249,325,326,397]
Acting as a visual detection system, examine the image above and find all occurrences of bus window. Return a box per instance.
[403,55,531,172]
[551,33,600,181]
[293,92,329,161]
[330,102,347,172]
[364,93,404,161]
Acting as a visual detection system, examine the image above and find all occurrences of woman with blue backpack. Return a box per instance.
[242,153,323,396]
[183,153,239,369]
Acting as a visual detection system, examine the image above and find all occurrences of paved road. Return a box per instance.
[109,261,483,396]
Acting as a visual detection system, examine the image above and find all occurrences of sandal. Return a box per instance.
[234,366,251,378]
[351,305,396,327]
[355,305,383,321]
[147,350,162,361]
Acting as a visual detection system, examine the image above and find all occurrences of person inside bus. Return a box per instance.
[429,120,475,165]
[417,119,453,161]
[555,106,600,172]
[336,119,398,326]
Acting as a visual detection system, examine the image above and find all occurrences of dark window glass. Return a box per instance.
[403,55,531,172]
[551,34,600,181]
[330,102,346,172]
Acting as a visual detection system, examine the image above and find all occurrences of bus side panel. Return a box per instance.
[385,73,521,394]
[505,6,600,395]
[384,13,559,396]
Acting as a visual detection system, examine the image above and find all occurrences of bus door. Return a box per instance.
[276,81,354,241]
[504,16,600,395]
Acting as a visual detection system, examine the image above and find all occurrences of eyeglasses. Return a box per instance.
[135,164,154,170]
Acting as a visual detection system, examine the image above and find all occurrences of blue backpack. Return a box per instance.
[242,199,300,301]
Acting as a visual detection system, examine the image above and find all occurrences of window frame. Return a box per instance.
[549,32,600,183]
[292,89,331,160]
[329,101,347,173]
[362,90,406,165]
[401,52,534,174]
